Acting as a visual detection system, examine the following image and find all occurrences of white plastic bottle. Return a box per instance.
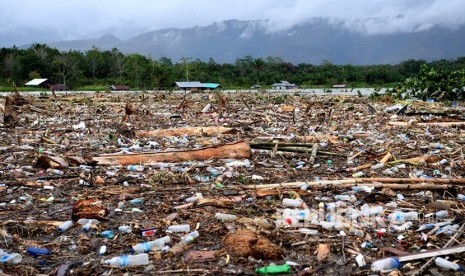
[435,257,462,271]
[458,194,465,201]
[388,211,418,224]
[434,210,448,219]
[215,213,238,221]
[167,224,190,233]
[77,218,98,231]
[105,253,149,267]
[0,249,22,264]
[58,220,74,232]
[282,198,303,207]
[371,257,401,271]
[131,236,171,253]
[185,193,203,203]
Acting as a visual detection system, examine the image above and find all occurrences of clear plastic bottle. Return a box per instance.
[434,210,448,219]
[391,221,413,232]
[388,211,418,224]
[0,249,22,264]
[105,253,149,267]
[282,198,303,207]
[352,171,364,178]
[185,193,203,203]
[348,227,364,237]
[371,163,384,170]
[58,220,74,232]
[215,213,238,221]
[167,224,190,233]
[131,236,171,253]
[435,257,462,271]
[77,218,98,231]
[458,194,465,201]
[181,230,199,243]
[371,257,401,271]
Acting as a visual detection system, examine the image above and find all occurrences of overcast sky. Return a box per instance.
[1,0,464,46]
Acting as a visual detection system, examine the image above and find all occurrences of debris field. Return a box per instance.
[1,91,465,275]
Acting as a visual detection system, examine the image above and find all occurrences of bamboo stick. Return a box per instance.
[93,141,251,166]
[389,121,465,127]
[379,152,392,164]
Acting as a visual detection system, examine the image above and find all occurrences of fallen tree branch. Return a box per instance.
[136,126,236,137]
[92,141,251,166]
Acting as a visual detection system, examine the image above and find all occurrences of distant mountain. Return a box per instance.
[44,19,465,65]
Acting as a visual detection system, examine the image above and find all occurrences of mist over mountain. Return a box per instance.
[40,19,465,65]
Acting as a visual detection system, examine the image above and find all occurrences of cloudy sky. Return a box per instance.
[1,0,464,46]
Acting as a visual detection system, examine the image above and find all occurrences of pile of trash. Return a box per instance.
[0,91,464,275]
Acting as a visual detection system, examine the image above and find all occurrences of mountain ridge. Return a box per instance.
[33,19,465,65]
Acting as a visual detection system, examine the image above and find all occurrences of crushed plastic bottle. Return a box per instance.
[371,257,401,271]
[26,247,51,256]
[388,211,418,224]
[105,253,149,267]
[0,249,22,264]
[434,257,463,271]
[118,225,133,233]
[215,212,238,221]
[101,230,115,239]
[282,198,303,207]
[185,193,203,203]
[127,165,145,172]
[457,194,465,201]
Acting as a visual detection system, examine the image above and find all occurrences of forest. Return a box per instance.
[1,44,465,91]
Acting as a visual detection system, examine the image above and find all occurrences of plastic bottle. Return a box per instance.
[129,198,144,204]
[167,224,190,233]
[416,223,435,232]
[371,257,401,271]
[256,264,291,274]
[99,245,107,255]
[127,165,144,172]
[105,253,149,267]
[181,231,199,243]
[388,211,418,224]
[334,194,357,202]
[185,193,203,203]
[296,228,319,235]
[0,249,22,264]
[458,194,465,201]
[131,236,171,253]
[391,221,413,232]
[326,160,333,167]
[352,171,364,178]
[58,220,74,232]
[118,225,133,233]
[434,257,463,271]
[282,198,303,207]
[101,230,115,239]
[349,227,364,237]
[434,210,448,219]
[77,218,98,231]
[26,247,50,256]
[215,213,238,221]
[371,163,384,170]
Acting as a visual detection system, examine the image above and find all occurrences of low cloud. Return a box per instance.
[0,0,464,46]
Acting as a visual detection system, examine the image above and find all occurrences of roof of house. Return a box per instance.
[272,81,296,87]
[25,78,48,86]
[175,81,220,89]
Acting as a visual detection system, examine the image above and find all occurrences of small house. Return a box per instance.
[109,85,129,91]
[50,84,69,91]
[271,81,296,90]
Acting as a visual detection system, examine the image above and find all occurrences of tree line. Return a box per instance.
[1,44,465,90]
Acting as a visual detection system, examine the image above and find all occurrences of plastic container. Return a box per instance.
[434,257,462,271]
[118,225,133,233]
[131,237,170,253]
[105,253,149,267]
[26,247,50,256]
[371,257,401,271]
[256,264,291,274]
[349,227,364,237]
[0,249,22,264]
[282,198,303,207]
[127,165,144,172]
[215,213,238,221]
[58,220,73,232]
[167,224,190,233]
[458,194,465,201]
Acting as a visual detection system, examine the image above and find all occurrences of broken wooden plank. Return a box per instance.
[136,126,236,137]
[92,141,251,166]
